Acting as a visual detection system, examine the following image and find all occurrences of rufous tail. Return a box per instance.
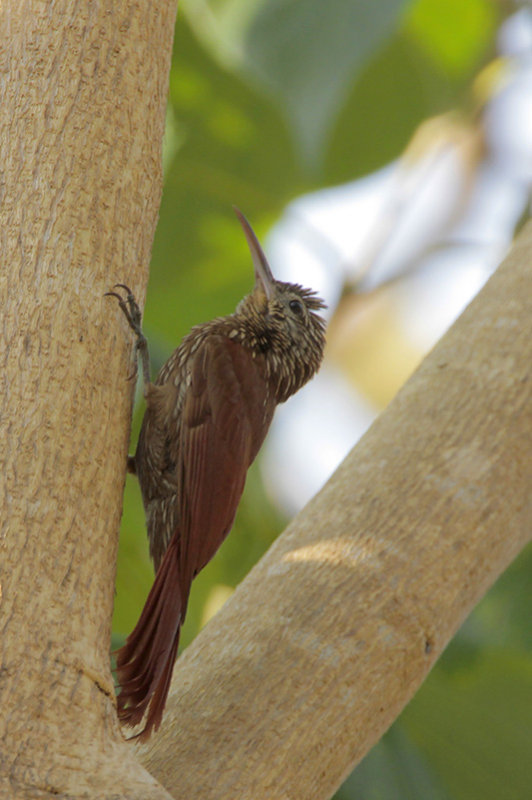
[115,537,184,740]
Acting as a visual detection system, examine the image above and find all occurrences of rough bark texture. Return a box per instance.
[0,2,177,798]
[139,221,531,799]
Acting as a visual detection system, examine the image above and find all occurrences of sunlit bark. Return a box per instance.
[0,2,176,798]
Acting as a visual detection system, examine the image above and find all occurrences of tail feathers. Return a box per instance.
[115,537,186,740]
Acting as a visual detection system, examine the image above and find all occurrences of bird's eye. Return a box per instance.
[289,299,304,316]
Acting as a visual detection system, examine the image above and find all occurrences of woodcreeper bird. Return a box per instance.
[107,209,326,739]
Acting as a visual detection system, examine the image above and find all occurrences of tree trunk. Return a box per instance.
[0,2,177,798]
[139,221,532,799]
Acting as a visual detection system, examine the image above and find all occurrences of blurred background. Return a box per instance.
[112,1,531,797]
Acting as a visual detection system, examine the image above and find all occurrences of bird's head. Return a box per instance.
[234,208,327,398]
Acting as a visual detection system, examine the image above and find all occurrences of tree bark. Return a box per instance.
[139,221,532,799]
[0,2,176,798]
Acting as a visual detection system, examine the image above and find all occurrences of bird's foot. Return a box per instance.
[105,284,151,383]
[105,284,144,337]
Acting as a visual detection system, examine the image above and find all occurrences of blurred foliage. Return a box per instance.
[406,0,498,77]
[113,1,530,798]
[242,0,409,164]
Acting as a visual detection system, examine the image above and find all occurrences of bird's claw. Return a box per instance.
[105,284,143,338]
[105,283,150,382]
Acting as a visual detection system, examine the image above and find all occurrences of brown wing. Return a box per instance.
[116,334,275,738]
[175,334,274,598]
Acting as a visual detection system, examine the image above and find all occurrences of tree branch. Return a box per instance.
[0,2,177,798]
[140,221,532,799]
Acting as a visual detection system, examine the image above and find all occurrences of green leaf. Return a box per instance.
[405,0,499,78]
[337,724,452,800]
[325,29,460,181]
[242,0,409,165]
[401,651,532,800]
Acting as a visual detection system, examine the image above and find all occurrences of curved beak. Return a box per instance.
[233,207,275,299]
